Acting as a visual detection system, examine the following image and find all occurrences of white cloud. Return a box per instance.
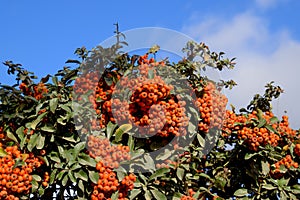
[255,0,278,9]
[182,10,300,129]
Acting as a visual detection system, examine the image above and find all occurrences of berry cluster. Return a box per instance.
[137,53,165,67]
[91,162,136,200]
[271,155,299,179]
[195,82,228,133]
[19,82,48,100]
[87,136,136,200]
[107,99,130,124]
[73,71,99,95]
[0,145,44,200]
[87,135,130,169]
[180,189,196,200]
[294,144,300,157]
[238,126,280,151]
[273,115,297,139]
[222,111,281,151]
[129,76,172,112]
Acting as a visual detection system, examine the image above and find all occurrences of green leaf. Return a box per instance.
[62,173,69,186]
[78,153,96,167]
[41,125,55,133]
[150,189,167,200]
[13,158,25,168]
[31,112,48,129]
[148,69,155,79]
[49,152,61,163]
[115,124,132,142]
[245,152,257,160]
[32,174,42,182]
[52,76,58,86]
[128,135,134,151]
[89,171,99,184]
[145,190,153,200]
[107,121,117,140]
[234,188,248,197]
[7,129,18,143]
[31,180,39,193]
[68,170,77,183]
[111,191,119,200]
[269,116,279,124]
[75,169,88,182]
[50,169,58,184]
[57,118,66,125]
[144,154,155,171]
[156,149,173,160]
[278,178,290,187]
[262,184,277,190]
[36,134,45,149]
[0,148,8,157]
[129,189,141,199]
[50,98,58,113]
[149,168,170,181]
[16,126,25,141]
[261,160,270,176]
[197,134,205,147]
[27,134,39,152]
[73,142,86,157]
[257,118,267,128]
[176,167,185,181]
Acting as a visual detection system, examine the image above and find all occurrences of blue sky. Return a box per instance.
[1,0,300,128]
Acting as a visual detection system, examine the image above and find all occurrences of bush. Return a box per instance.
[0,28,299,200]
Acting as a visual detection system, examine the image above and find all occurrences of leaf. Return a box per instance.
[73,142,86,158]
[197,134,205,147]
[261,160,270,176]
[36,134,45,149]
[31,180,39,193]
[156,149,173,160]
[62,173,69,186]
[234,188,248,197]
[150,189,167,200]
[68,170,77,183]
[149,168,170,181]
[6,129,18,143]
[31,112,48,129]
[65,59,81,64]
[148,69,154,79]
[128,135,134,151]
[12,158,25,168]
[257,118,267,128]
[129,189,141,199]
[41,125,55,133]
[106,121,117,140]
[89,171,99,184]
[245,152,257,160]
[144,154,155,171]
[0,148,8,157]
[269,116,279,124]
[50,169,58,184]
[145,190,153,200]
[78,153,96,167]
[75,169,88,182]
[27,134,39,152]
[50,98,58,113]
[32,174,42,182]
[52,76,58,86]
[148,44,160,54]
[176,167,185,181]
[16,126,25,141]
[115,124,132,142]
[262,184,277,190]
[111,191,119,200]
